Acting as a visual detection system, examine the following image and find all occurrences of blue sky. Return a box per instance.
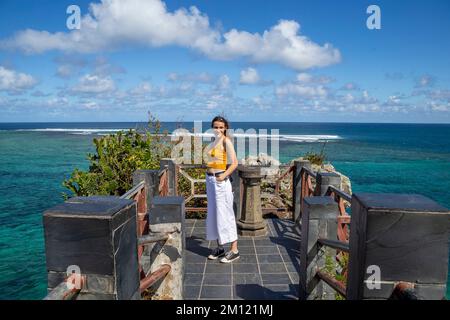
[0,0,449,122]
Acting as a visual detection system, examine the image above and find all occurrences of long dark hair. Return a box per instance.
[211,115,230,137]
[211,115,231,168]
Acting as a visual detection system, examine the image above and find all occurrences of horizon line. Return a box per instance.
[1,121,450,125]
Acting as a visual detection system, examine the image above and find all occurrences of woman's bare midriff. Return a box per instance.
[206,168,225,174]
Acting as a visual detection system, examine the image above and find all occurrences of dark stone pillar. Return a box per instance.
[299,196,338,300]
[133,169,159,209]
[314,172,341,196]
[237,166,267,237]
[347,193,450,300]
[147,196,186,299]
[43,196,140,300]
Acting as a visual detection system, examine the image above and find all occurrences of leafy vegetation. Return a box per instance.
[323,250,349,300]
[62,113,172,199]
[304,141,327,165]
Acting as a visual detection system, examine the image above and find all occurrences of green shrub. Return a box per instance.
[304,141,327,166]
[62,114,172,198]
[323,251,349,300]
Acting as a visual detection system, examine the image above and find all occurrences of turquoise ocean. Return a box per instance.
[0,122,449,299]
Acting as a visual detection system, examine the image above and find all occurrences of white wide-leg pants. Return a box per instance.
[205,174,238,245]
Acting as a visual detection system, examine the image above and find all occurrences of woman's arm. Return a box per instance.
[216,136,238,181]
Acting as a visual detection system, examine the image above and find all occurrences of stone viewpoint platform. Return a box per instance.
[184,218,300,300]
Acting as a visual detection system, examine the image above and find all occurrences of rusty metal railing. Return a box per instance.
[177,164,207,212]
[121,180,149,281]
[299,166,316,218]
[175,163,296,214]
[120,179,177,296]
[44,273,86,300]
[325,185,351,242]
[158,166,169,196]
[260,164,294,214]
[299,165,350,299]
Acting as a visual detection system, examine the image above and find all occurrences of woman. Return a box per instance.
[204,116,239,263]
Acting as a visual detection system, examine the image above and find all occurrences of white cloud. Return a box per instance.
[415,74,435,88]
[0,0,340,70]
[275,73,333,98]
[82,101,99,109]
[93,57,126,76]
[341,82,359,91]
[130,81,153,95]
[56,65,75,78]
[214,20,341,69]
[386,95,403,106]
[217,75,230,90]
[311,100,329,112]
[46,97,69,107]
[296,73,313,83]
[427,89,450,101]
[296,73,332,84]
[428,101,449,112]
[251,95,272,110]
[239,67,260,85]
[343,93,355,103]
[0,66,37,92]
[72,74,115,94]
[31,90,51,97]
[167,72,214,83]
[54,55,87,78]
[276,83,328,98]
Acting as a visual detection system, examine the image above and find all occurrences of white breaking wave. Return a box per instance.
[12,128,341,142]
[14,128,127,135]
[169,132,341,142]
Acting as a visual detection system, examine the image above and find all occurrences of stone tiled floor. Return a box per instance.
[184,218,300,300]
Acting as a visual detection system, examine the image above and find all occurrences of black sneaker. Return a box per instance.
[208,247,225,260]
[220,250,240,263]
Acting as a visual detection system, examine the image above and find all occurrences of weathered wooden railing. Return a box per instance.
[43,164,185,300]
[176,163,207,212]
[325,185,351,242]
[158,165,169,197]
[159,158,299,221]
[261,164,293,214]
[120,177,178,296]
[43,273,86,300]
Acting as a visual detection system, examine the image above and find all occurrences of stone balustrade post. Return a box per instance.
[133,169,159,209]
[146,196,185,299]
[299,196,338,300]
[43,196,140,300]
[346,193,450,300]
[314,172,341,196]
[236,166,267,237]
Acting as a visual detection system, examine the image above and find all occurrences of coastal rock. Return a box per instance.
[239,154,352,214]
[241,153,281,176]
[288,157,352,196]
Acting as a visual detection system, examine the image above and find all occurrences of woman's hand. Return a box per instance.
[216,173,227,182]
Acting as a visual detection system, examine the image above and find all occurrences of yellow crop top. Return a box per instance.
[206,140,227,170]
